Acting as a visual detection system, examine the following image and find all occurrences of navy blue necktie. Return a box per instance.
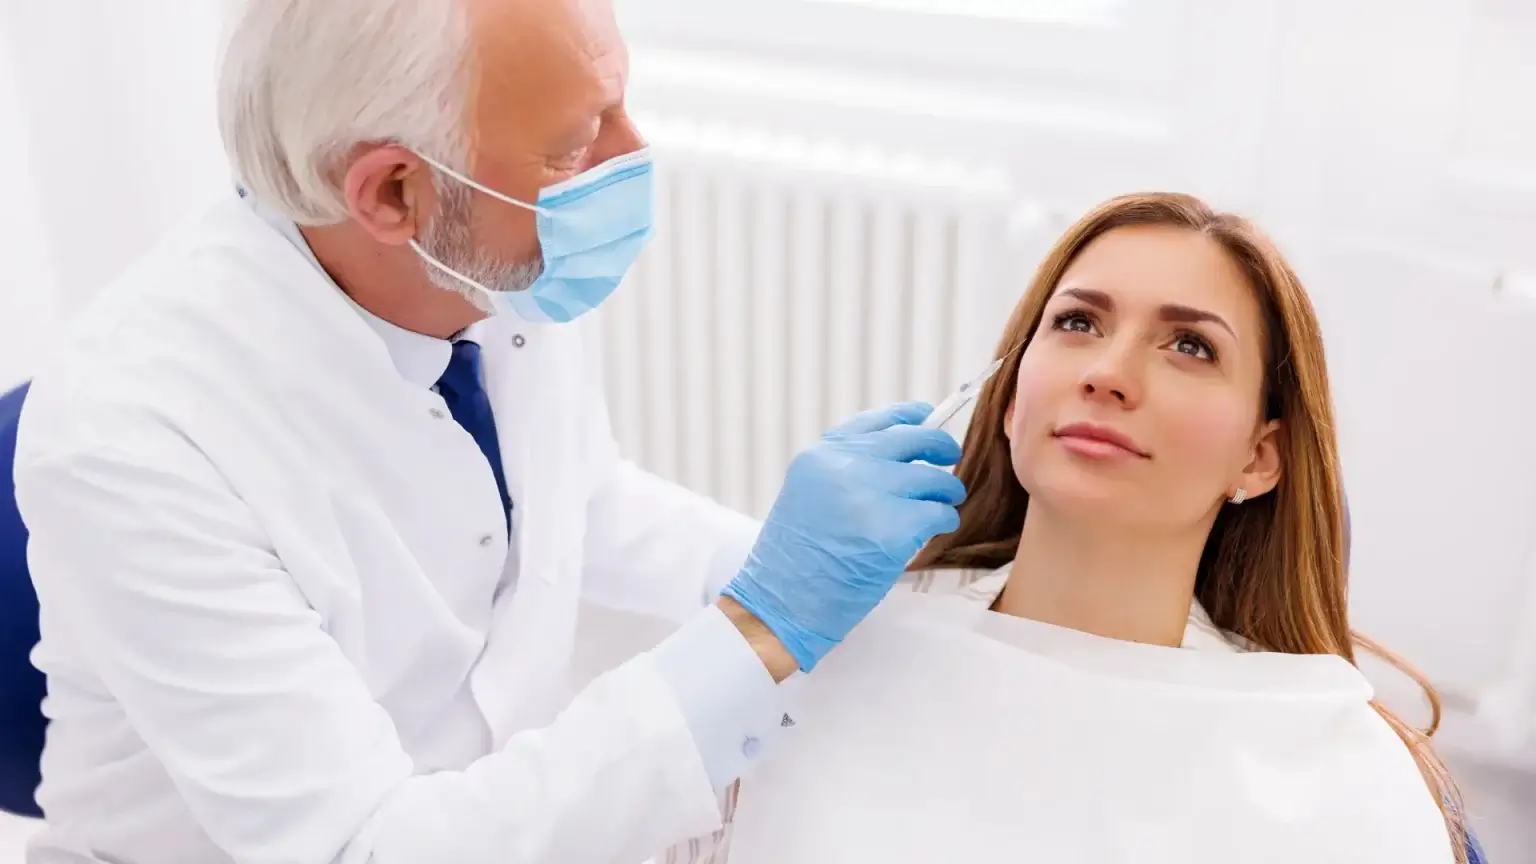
[435,340,512,536]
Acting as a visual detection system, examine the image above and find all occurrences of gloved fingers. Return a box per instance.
[862,424,963,466]
[827,401,935,437]
[868,460,968,505]
[894,498,962,542]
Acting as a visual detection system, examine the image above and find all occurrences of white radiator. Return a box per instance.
[592,117,1043,517]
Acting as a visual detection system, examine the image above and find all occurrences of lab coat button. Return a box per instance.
[429,407,446,419]
[479,534,494,547]
[512,334,526,348]
[742,736,762,760]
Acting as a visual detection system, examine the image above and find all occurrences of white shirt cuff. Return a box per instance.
[651,604,788,795]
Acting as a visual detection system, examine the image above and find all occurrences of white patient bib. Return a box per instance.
[727,592,1454,864]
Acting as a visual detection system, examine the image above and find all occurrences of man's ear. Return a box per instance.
[1236,419,1283,501]
[341,145,436,247]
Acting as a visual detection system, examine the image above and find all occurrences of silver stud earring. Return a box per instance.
[1229,489,1248,505]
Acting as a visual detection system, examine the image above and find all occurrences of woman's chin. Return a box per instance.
[1023,478,1132,515]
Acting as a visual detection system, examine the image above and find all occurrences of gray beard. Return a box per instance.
[419,181,543,308]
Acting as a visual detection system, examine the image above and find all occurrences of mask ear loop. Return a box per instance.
[408,238,496,309]
[414,153,552,216]
[408,153,552,308]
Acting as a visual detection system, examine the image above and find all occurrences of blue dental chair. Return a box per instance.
[0,379,44,817]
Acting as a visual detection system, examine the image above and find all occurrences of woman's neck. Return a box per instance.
[991,502,1209,647]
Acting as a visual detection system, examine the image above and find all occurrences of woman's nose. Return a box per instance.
[1078,344,1142,408]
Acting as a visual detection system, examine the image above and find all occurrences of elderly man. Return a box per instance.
[9,0,964,861]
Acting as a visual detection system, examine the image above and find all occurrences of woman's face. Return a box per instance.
[1005,224,1282,530]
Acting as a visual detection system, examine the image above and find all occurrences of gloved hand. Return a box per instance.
[721,402,966,672]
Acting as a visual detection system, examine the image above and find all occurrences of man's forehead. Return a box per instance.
[468,0,627,104]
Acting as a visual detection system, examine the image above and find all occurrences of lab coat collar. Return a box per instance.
[248,196,490,390]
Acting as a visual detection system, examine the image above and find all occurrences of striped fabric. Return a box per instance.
[654,564,1245,863]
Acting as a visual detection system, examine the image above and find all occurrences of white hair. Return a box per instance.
[218,0,473,225]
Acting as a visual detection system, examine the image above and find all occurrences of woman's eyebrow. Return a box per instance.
[1159,304,1235,339]
[1056,287,1113,310]
[1055,287,1235,338]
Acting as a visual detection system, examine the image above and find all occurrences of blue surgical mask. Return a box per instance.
[409,148,655,324]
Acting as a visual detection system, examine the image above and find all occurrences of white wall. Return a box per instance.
[0,0,228,389]
[0,19,57,391]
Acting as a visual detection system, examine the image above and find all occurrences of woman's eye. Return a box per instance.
[1052,311,1097,335]
[1171,333,1216,362]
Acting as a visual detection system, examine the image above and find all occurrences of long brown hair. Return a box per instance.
[909,192,1466,860]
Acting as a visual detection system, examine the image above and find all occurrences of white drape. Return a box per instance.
[0,0,228,389]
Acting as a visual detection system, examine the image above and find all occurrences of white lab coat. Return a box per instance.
[13,194,765,864]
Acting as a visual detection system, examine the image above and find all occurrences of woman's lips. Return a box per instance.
[1053,422,1150,460]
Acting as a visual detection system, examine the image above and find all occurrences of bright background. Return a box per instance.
[3,0,1535,859]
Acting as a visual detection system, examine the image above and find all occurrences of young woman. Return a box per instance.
[658,192,1471,864]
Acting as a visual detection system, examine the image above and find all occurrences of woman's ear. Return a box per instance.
[1236,419,1283,501]
[1003,396,1017,443]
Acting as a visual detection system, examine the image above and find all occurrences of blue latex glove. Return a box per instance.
[721,402,966,672]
